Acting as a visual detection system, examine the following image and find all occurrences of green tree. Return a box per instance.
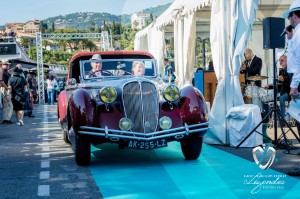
[39,21,47,33]
[89,22,96,32]
[83,40,97,51]
[102,20,109,31]
[43,40,49,50]
[28,46,37,60]
[51,22,55,32]
[111,21,116,35]
[20,38,30,47]
[150,14,154,23]
[95,26,102,33]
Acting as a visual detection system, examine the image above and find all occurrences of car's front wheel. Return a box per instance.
[180,136,203,160]
[75,136,91,166]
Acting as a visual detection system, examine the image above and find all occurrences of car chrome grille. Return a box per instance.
[123,81,158,133]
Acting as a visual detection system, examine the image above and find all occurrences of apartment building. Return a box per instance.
[131,13,151,29]
[5,20,40,35]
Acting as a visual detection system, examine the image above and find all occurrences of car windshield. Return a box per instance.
[80,58,157,79]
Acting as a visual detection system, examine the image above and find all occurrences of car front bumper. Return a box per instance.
[78,122,209,141]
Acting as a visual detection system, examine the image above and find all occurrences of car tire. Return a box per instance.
[75,136,91,166]
[180,137,203,160]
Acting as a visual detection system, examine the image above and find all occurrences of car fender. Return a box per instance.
[97,103,124,129]
[69,89,94,134]
[57,90,68,124]
[179,86,208,124]
[159,101,182,128]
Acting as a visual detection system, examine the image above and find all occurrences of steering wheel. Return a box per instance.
[89,70,113,77]
[101,70,113,76]
[123,71,132,75]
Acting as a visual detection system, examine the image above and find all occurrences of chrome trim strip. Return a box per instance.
[78,122,209,141]
[139,81,145,133]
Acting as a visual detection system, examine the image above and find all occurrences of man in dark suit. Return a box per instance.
[86,54,112,78]
[87,54,103,77]
[240,48,263,87]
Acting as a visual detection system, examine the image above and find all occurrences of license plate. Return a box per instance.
[128,139,168,150]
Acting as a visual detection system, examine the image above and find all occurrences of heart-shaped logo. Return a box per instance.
[253,144,276,170]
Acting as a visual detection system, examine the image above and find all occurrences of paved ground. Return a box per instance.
[1,105,300,179]
[0,105,102,198]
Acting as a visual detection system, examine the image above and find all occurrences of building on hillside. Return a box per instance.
[23,20,40,34]
[131,13,151,29]
[5,20,40,36]
[0,26,6,34]
[5,23,24,35]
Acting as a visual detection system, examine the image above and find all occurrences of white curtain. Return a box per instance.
[182,12,197,86]
[134,24,165,74]
[134,27,150,51]
[227,0,259,108]
[148,27,165,75]
[174,11,196,88]
[205,0,259,144]
[134,34,148,51]
[174,14,184,87]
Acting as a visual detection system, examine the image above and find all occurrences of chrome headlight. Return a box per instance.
[159,116,172,130]
[119,118,132,131]
[163,85,180,102]
[99,87,117,103]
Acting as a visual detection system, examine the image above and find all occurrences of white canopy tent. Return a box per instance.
[134,0,292,145]
[206,0,259,144]
[135,0,211,87]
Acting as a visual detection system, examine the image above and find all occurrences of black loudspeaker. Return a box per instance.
[263,17,285,49]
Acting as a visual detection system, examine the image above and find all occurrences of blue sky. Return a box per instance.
[1,0,174,25]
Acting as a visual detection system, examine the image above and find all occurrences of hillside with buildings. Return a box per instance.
[41,3,171,30]
[0,3,170,34]
[0,3,171,67]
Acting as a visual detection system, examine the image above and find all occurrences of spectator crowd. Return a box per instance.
[0,59,66,126]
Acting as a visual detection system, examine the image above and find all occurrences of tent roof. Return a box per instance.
[135,0,293,39]
[154,0,212,28]
[135,0,212,39]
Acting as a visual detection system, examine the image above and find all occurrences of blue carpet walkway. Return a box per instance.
[89,143,300,199]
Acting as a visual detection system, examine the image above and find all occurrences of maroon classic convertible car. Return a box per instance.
[57,51,209,165]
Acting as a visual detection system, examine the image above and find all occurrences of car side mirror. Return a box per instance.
[68,78,77,85]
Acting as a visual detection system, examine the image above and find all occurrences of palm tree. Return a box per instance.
[82,40,97,51]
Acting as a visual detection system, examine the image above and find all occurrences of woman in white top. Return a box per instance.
[46,75,58,105]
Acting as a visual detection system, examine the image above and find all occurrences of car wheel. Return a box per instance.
[63,130,70,144]
[75,136,91,166]
[180,137,203,160]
